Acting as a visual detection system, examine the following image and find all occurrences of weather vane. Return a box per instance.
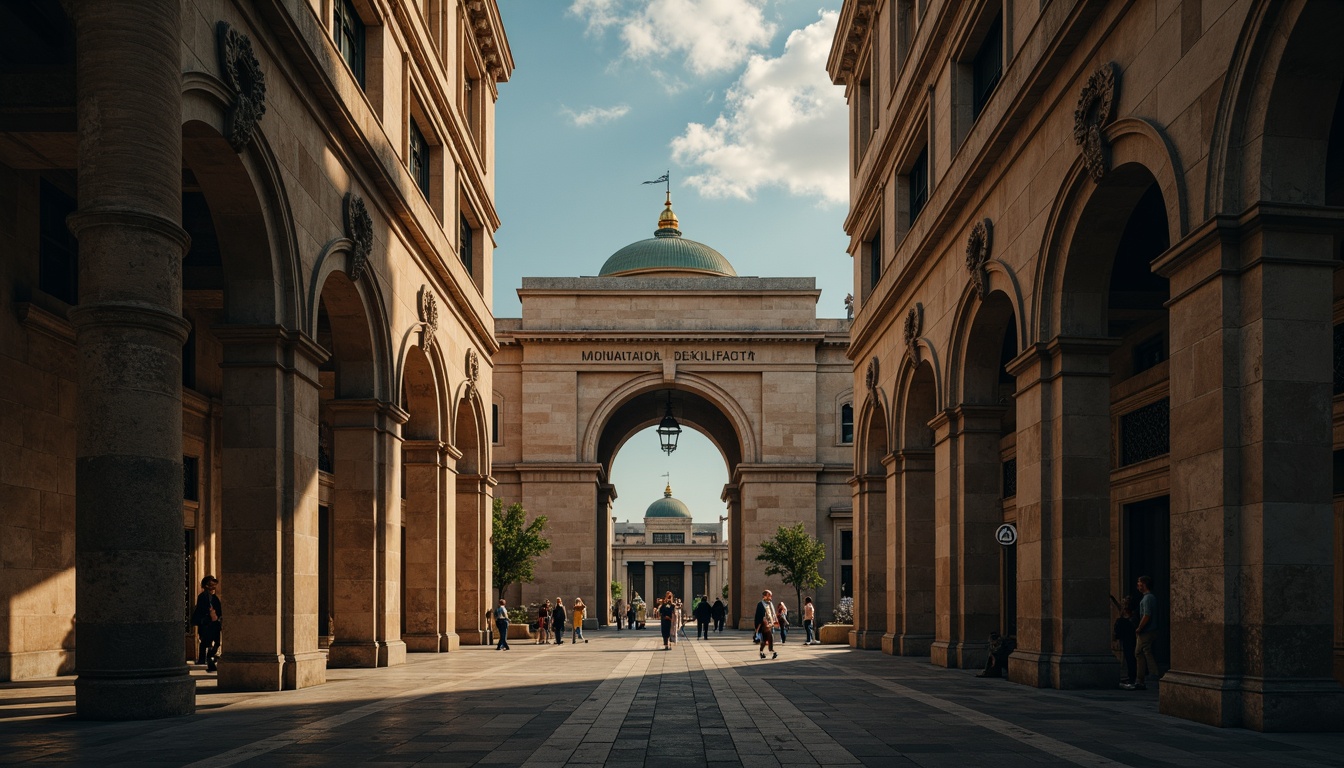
[642,170,670,195]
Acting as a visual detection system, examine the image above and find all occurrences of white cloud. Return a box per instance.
[561,104,632,127]
[569,0,776,76]
[670,11,847,205]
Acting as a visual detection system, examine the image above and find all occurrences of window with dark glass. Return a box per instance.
[653,533,685,544]
[39,179,78,305]
[464,78,477,133]
[908,145,929,222]
[183,456,199,502]
[840,529,853,560]
[971,13,1003,120]
[491,403,500,444]
[182,323,196,389]
[459,213,473,274]
[334,0,366,88]
[409,120,430,199]
[841,403,854,444]
[1133,334,1165,376]
[840,565,853,597]
[869,230,882,287]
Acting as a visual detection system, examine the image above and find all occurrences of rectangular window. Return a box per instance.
[459,213,473,274]
[183,456,199,502]
[840,564,853,598]
[869,230,882,287]
[840,529,853,561]
[971,14,1003,120]
[652,532,685,544]
[908,145,929,222]
[409,119,430,199]
[491,403,500,444]
[841,403,854,444]
[1133,334,1165,376]
[334,0,366,88]
[39,179,78,305]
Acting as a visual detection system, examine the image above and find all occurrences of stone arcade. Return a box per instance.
[829,0,1344,731]
[0,0,511,718]
[493,197,853,627]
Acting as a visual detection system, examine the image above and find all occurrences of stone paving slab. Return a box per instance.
[0,629,1341,766]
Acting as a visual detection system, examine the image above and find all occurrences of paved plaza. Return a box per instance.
[1,629,1340,767]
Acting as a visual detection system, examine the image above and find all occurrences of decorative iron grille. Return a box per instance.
[1002,457,1017,498]
[1120,398,1170,466]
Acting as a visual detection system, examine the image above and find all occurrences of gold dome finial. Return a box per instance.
[664,483,673,498]
[657,190,680,233]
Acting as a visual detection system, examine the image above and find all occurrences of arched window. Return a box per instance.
[841,402,854,444]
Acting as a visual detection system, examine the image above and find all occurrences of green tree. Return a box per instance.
[610,580,623,603]
[756,523,826,615]
[491,498,551,600]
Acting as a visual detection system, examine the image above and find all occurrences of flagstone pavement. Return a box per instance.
[1,628,1341,767]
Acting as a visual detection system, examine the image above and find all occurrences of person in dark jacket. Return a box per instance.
[551,597,567,645]
[192,575,222,671]
[710,598,726,632]
[754,590,778,660]
[693,595,712,639]
[1114,595,1138,688]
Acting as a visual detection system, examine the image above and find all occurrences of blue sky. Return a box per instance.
[494,0,848,525]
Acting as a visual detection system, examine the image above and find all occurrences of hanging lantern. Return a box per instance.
[656,391,681,455]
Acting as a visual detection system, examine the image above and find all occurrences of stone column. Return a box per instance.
[850,470,885,649]
[68,0,194,719]
[1154,219,1344,731]
[375,401,408,667]
[215,326,327,692]
[644,562,655,602]
[455,473,488,645]
[326,400,382,666]
[439,445,460,651]
[596,483,616,625]
[402,439,442,652]
[1005,338,1115,688]
[893,448,935,656]
[722,484,743,627]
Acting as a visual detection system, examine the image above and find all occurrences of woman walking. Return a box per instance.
[572,597,588,643]
[659,593,675,650]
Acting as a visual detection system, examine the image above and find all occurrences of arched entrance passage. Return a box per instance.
[453,388,490,645]
[893,359,937,656]
[178,115,322,692]
[400,345,451,652]
[851,396,888,650]
[1018,160,1174,689]
[594,386,744,624]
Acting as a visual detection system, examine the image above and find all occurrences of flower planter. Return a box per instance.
[817,623,852,644]
[507,624,533,639]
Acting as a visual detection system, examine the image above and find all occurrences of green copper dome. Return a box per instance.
[644,485,692,518]
[598,195,737,278]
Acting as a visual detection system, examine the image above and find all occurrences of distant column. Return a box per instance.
[683,561,693,600]
[645,561,654,599]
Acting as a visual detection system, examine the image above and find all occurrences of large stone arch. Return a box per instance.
[889,357,939,657]
[851,390,889,650]
[450,381,491,645]
[1206,0,1344,215]
[399,343,452,652]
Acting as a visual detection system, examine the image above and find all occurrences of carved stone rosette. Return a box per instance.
[965,218,993,299]
[865,356,880,392]
[902,304,923,362]
[1073,62,1119,182]
[465,348,481,391]
[216,22,267,152]
[418,285,439,352]
[343,193,373,282]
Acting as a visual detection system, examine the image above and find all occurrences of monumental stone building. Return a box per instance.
[0,0,510,719]
[493,197,852,627]
[828,0,1344,731]
[611,484,730,607]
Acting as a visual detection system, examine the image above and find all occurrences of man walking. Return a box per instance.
[552,597,567,645]
[694,594,712,639]
[711,598,726,632]
[802,596,816,645]
[192,575,222,671]
[1129,575,1159,689]
[494,598,511,651]
[755,590,778,660]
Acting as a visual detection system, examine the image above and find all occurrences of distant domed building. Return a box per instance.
[598,194,737,278]
[610,485,729,610]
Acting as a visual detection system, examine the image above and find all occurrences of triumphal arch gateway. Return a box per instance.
[493,198,852,625]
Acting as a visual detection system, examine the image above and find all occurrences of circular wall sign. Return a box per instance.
[995,523,1018,546]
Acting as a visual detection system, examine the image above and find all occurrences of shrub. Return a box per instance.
[832,596,853,624]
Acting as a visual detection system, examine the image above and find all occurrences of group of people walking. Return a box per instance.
[491,596,590,651]
[614,593,730,634]
[753,591,817,659]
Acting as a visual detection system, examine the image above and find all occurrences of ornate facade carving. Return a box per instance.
[837,0,876,75]
[343,193,373,282]
[467,0,505,80]
[418,286,439,352]
[465,348,480,390]
[902,304,923,362]
[216,22,267,152]
[965,219,993,299]
[1073,62,1119,182]
[865,356,879,391]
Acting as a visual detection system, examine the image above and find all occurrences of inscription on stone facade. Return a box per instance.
[576,349,758,362]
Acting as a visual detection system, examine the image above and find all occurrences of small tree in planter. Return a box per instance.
[492,498,551,600]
